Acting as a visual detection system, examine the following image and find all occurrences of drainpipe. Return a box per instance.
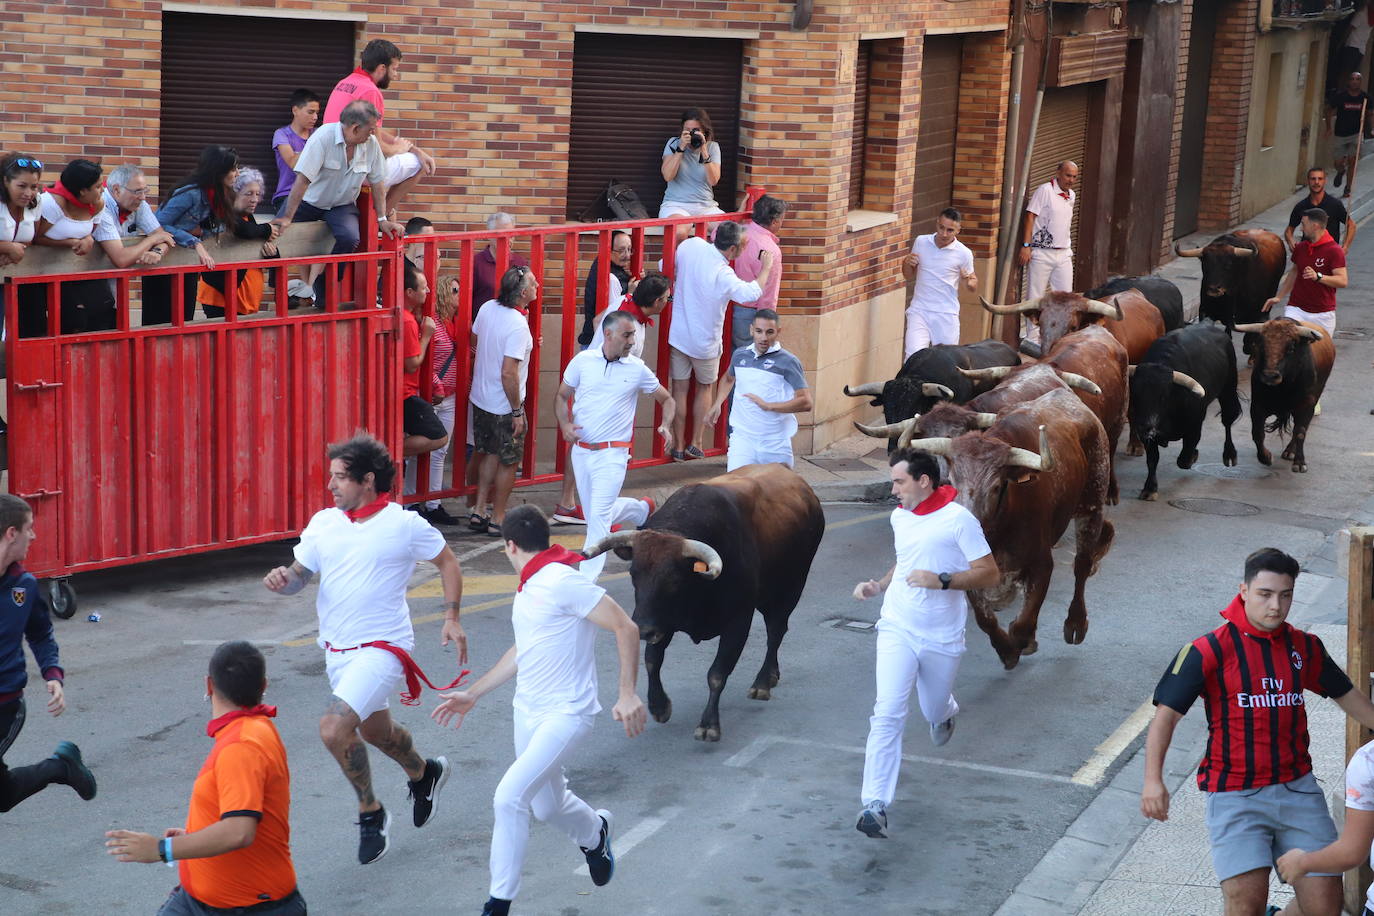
[994,22,1027,307]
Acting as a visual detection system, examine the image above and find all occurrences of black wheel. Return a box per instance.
[48,579,77,620]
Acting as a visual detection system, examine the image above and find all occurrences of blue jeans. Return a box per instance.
[283,200,360,255]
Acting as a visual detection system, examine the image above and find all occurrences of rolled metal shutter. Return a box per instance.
[159,13,356,206]
[910,36,963,231]
[567,34,743,220]
[848,42,873,210]
[1026,85,1090,258]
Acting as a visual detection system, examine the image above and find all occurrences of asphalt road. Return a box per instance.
[5,247,1374,915]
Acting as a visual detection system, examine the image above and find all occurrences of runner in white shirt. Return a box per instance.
[432,505,647,916]
[1277,738,1374,905]
[900,208,977,359]
[705,309,812,471]
[556,309,676,580]
[1018,161,1080,347]
[263,433,467,865]
[850,449,1000,839]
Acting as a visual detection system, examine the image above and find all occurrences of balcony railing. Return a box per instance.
[1272,0,1354,26]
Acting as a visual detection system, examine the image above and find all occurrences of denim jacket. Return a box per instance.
[156,184,227,249]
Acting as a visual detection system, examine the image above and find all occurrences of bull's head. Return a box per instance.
[847,380,955,446]
[905,425,1054,525]
[982,292,1119,356]
[1234,320,1323,386]
[581,530,723,644]
[1127,364,1207,445]
[959,365,1102,396]
[1177,241,1252,299]
[854,403,998,451]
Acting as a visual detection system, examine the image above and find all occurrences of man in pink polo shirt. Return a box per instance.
[732,195,786,351]
[324,38,436,215]
[1264,207,1348,338]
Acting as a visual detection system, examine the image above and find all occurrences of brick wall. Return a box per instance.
[1197,0,1258,229]
[1161,0,1192,259]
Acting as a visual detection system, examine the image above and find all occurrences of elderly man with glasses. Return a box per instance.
[95,164,175,268]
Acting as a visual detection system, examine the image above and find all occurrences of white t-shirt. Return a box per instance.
[1,203,38,245]
[512,562,606,718]
[1348,12,1371,50]
[470,299,534,415]
[564,347,660,444]
[588,300,647,359]
[38,192,114,242]
[1345,738,1374,909]
[668,236,762,360]
[909,234,974,315]
[293,502,445,651]
[878,498,992,647]
[1026,179,1076,250]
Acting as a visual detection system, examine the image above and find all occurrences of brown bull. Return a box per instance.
[1233,318,1336,473]
[906,388,1114,669]
[981,289,1165,363]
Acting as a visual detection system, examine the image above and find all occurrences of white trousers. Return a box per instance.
[1023,248,1073,345]
[726,435,794,472]
[903,307,961,361]
[860,625,963,806]
[490,709,600,901]
[1281,305,1336,337]
[572,446,650,581]
[402,395,457,506]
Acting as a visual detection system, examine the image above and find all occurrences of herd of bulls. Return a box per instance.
[842,228,1337,669]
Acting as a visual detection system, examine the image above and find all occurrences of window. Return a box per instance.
[848,41,874,210]
[1262,51,1284,149]
[846,38,903,221]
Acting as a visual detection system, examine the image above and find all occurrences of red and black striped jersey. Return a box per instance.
[1153,594,1352,793]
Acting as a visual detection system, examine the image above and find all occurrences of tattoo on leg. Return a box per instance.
[334,738,376,808]
[324,696,355,718]
[370,722,425,777]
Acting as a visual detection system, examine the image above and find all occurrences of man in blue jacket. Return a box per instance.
[0,494,95,811]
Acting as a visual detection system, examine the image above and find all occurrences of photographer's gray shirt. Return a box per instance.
[662,138,722,208]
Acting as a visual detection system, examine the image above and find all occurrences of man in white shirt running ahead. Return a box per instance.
[263,433,467,865]
[900,207,977,360]
[1278,735,1374,912]
[851,448,1000,839]
[432,505,647,916]
[556,309,676,581]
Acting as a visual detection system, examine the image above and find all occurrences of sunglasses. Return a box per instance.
[8,158,42,172]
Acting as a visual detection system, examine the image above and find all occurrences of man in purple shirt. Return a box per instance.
[272,89,321,207]
[470,211,530,324]
[732,195,786,350]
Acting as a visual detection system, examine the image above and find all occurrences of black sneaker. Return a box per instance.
[1335,168,1346,188]
[422,505,463,527]
[580,809,615,886]
[481,898,512,916]
[357,806,391,864]
[51,741,96,800]
[408,756,450,828]
[855,801,888,838]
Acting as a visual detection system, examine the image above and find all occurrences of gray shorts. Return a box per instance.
[1204,771,1338,882]
[1334,132,1362,161]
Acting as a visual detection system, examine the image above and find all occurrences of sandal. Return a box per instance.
[486,519,505,538]
[670,449,687,462]
[467,512,489,532]
[684,445,705,460]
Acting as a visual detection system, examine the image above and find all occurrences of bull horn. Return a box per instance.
[970,412,999,429]
[1226,245,1254,259]
[1126,364,1137,378]
[1171,371,1206,397]
[1053,370,1103,395]
[921,383,954,400]
[979,295,1041,315]
[581,531,640,561]
[1295,326,1323,341]
[854,417,916,440]
[1232,322,1268,334]
[843,381,885,397]
[903,436,954,458]
[681,538,723,579]
[1083,298,1123,320]
[1005,425,1054,472]
[1174,243,1204,258]
[959,366,1014,383]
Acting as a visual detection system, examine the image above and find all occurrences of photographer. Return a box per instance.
[659,107,724,241]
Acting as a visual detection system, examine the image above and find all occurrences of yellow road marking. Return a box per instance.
[1070,699,1155,787]
[825,511,889,532]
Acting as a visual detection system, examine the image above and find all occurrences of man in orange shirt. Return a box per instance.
[106,641,304,915]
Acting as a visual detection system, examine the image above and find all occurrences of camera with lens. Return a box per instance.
[688,129,705,150]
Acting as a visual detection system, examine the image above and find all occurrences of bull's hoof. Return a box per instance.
[1021,639,1039,656]
[1222,450,1237,468]
[1064,619,1088,645]
[1292,462,1308,473]
[694,725,721,742]
[650,700,672,724]
[1106,492,1120,507]
[747,686,771,701]
[1139,489,1158,502]
[1126,443,1144,457]
[1000,654,1022,671]
[1280,446,1296,462]
[1177,449,1198,470]
[1256,449,1272,466]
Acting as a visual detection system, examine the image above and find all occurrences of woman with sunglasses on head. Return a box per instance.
[146,145,240,325]
[28,158,119,335]
[195,167,282,319]
[0,155,43,269]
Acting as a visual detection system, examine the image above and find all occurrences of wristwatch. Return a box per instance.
[939,572,953,590]
[1315,272,1323,282]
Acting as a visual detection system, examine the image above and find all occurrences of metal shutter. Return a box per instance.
[849,42,873,210]
[1027,84,1089,260]
[910,36,963,231]
[567,34,743,220]
[159,13,355,206]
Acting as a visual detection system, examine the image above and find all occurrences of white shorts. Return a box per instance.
[386,152,423,187]
[1281,305,1335,337]
[658,201,725,219]
[727,436,794,471]
[904,307,960,360]
[326,646,405,720]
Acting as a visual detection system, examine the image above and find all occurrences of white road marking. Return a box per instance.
[1070,699,1155,787]
[723,735,774,769]
[572,805,684,876]
[456,539,507,562]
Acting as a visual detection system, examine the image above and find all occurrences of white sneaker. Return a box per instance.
[930,716,956,747]
[855,801,888,838]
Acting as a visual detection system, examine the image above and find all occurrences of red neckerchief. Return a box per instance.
[1054,179,1071,201]
[912,485,958,516]
[1058,191,1071,200]
[50,181,98,216]
[518,545,583,591]
[1220,593,1288,642]
[206,704,277,738]
[619,295,655,327]
[344,493,390,523]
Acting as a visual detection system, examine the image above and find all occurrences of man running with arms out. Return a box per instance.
[851,450,999,839]
[1142,547,1374,916]
[432,505,647,916]
[555,309,675,582]
[0,494,96,813]
[263,433,467,864]
[106,641,304,916]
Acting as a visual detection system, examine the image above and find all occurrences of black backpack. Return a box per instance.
[604,179,649,220]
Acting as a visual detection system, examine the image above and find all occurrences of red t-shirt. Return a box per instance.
[323,69,385,126]
[401,309,422,399]
[1289,232,1345,313]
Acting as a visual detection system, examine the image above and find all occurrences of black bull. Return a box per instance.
[581,464,825,742]
[1174,229,1285,330]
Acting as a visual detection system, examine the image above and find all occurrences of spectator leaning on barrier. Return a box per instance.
[732,194,787,352]
[195,168,282,319]
[667,220,770,461]
[272,88,320,208]
[470,211,529,321]
[149,145,240,326]
[30,158,119,335]
[0,154,43,268]
[105,641,305,916]
[578,230,633,347]
[660,107,724,242]
[98,164,175,269]
[401,261,449,464]
[323,38,435,216]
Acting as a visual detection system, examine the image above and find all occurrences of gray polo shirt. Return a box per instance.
[728,342,807,442]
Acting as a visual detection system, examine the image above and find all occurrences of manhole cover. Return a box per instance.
[1192,463,1273,480]
[1335,328,1368,340]
[809,458,875,472]
[1167,497,1261,517]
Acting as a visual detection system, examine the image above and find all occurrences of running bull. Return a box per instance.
[1232,318,1335,473]
[1085,276,1185,332]
[581,464,825,742]
[979,289,1165,364]
[1174,229,1286,331]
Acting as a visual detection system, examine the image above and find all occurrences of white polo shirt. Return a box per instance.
[727,342,808,444]
[667,236,762,360]
[293,121,388,209]
[512,562,606,718]
[563,347,660,444]
[293,502,446,651]
[879,495,991,648]
[470,299,534,415]
[1026,179,1076,250]
[909,234,975,315]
